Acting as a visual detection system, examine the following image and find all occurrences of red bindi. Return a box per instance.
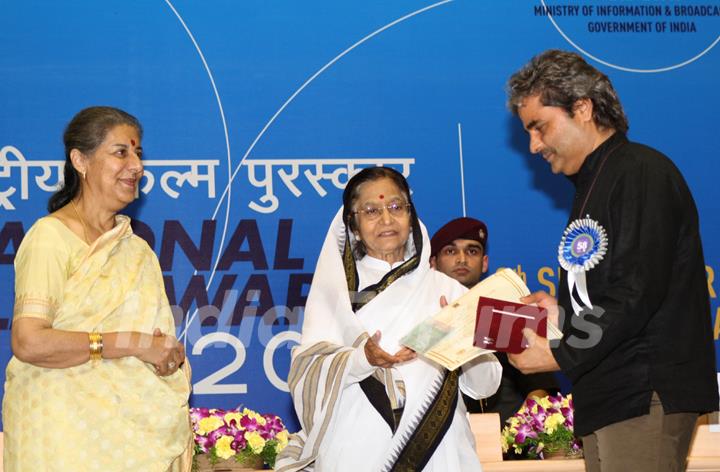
[379,194,384,199]
[130,139,136,146]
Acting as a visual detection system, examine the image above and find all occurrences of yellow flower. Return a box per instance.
[242,408,267,426]
[538,397,552,409]
[245,431,266,454]
[275,430,289,450]
[545,412,565,434]
[224,412,244,428]
[215,435,235,460]
[197,416,225,435]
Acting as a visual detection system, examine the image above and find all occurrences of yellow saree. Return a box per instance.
[3,215,192,472]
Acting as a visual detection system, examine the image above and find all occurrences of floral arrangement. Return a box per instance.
[190,407,289,469]
[501,394,582,459]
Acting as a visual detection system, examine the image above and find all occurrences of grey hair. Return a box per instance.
[507,49,628,133]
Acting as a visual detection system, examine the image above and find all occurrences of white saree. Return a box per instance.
[275,209,501,472]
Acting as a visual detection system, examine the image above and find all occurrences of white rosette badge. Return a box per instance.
[558,217,608,316]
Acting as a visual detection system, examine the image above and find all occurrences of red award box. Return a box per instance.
[473,296,549,354]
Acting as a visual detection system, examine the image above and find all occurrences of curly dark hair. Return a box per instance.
[507,49,628,133]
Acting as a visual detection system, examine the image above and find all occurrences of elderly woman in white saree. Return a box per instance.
[275,167,501,472]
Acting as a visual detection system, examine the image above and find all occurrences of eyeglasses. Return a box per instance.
[352,201,412,220]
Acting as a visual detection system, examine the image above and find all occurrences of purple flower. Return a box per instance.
[264,414,286,434]
[559,406,574,426]
[208,426,230,443]
[502,393,582,459]
[232,431,247,451]
[514,423,538,444]
[529,409,547,432]
[190,407,211,424]
[240,415,260,432]
[195,435,215,453]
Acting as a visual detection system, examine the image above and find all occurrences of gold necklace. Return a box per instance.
[70,199,90,244]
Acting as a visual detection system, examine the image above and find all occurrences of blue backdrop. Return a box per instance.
[2,0,719,431]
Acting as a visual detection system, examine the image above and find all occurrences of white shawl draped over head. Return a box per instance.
[276,207,466,472]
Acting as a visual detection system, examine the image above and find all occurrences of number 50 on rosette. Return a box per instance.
[558,216,608,316]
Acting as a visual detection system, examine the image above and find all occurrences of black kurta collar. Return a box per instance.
[569,131,628,188]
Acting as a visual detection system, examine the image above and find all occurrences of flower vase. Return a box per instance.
[193,454,265,471]
[542,448,583,460]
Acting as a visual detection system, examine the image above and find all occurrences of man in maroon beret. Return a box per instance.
[430,217,559,424]
[430,217,488,289]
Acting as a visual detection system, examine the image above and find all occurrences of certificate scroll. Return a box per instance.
[400,268,560,371]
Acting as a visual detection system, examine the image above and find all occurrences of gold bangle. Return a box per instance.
[89,332,103,361]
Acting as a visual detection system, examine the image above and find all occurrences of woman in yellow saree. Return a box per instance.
[3,107,192,471]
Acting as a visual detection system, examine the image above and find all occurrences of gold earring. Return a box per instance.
[81,170,86,180]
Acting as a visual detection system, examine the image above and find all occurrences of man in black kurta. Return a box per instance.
[505,50,718,472]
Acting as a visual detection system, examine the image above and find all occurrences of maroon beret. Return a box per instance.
[430,217,488,257]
